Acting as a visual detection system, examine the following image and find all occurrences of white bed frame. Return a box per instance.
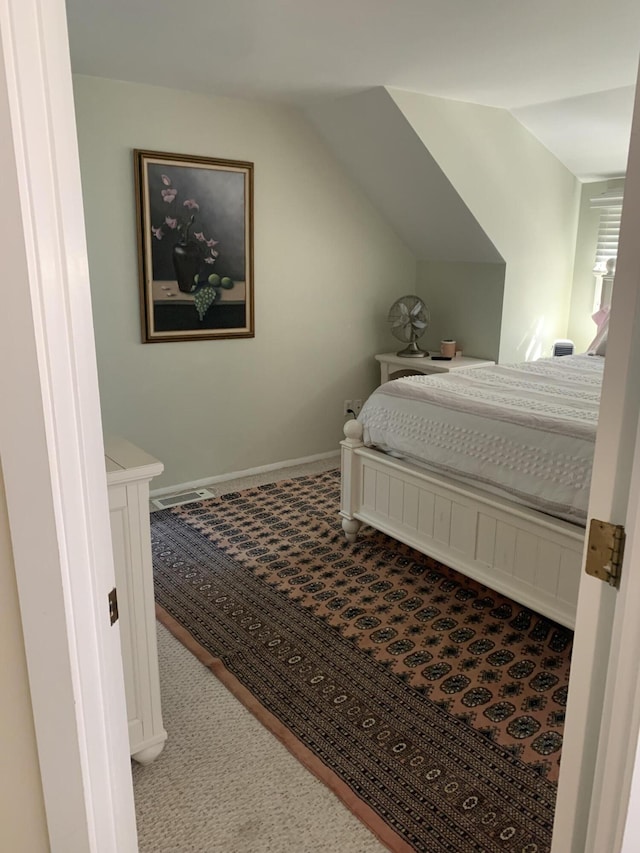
[340,420,584,629]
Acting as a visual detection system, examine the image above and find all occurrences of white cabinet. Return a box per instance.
[105,437,166,765]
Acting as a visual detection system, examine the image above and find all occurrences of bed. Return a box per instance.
[340,355,604,629]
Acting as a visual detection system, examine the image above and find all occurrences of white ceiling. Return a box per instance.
[65,0,640,181]
[512,86,636,181]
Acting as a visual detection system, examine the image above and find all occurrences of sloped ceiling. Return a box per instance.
[306,89,502,264]
[307,86,580,362]
[65,0,640,181]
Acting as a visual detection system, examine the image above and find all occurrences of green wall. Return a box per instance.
[416,261,505,361]
[74,76,415,489]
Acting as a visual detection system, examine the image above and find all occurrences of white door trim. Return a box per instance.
[585,82,640,851]
[552,69,640,853]
[600,401,640,851]
[2,0,640,849]
[0,0,137,850]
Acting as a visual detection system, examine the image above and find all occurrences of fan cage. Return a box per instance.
[387,295,430,358]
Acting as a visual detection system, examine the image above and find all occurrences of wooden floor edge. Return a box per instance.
[155,603,414,853]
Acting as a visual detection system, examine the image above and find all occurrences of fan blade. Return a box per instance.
[410,301,424,317]
[412,320,427,330]
[391,318,411,330]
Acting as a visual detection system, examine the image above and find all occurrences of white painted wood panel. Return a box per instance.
[476,514,497,566]
[536,540,562,598]
[558,548,582,605]
[403,483,419,530]
[389,476,404,523]
[107,483,127,512]
[434,495,452,544]
[450,502,476,556]
[514,530,539,586]
[105,439,166,765]
[375,471,390,516]
[418,489,435,537]
[107,508,136,724]
[495,521,517,576]
[341,445,581,627]
[363,465,376,510]
[0,0,140,845]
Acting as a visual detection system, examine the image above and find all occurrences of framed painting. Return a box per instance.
[134,149,254,343]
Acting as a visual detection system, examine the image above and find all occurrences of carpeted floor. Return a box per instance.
[133,623,386,852]
[135,459,385,853]
[148,469,572,852]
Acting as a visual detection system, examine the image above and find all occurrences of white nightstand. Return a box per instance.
[375,352,495,384]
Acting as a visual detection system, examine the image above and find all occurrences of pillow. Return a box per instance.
[587,306,610,356]
[591,327,607,356]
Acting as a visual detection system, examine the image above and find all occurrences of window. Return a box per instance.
[591,186,624,309]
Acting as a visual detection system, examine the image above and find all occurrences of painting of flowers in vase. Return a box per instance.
[134,149,253,343]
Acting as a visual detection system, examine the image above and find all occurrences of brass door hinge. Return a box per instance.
[585,519,625,588]
[108,587,119,625]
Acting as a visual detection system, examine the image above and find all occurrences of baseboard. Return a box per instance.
[149,450,340,499]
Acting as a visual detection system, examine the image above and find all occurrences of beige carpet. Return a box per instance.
[134,457,385,852]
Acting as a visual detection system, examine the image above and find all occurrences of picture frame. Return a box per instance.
[134,149,254,343]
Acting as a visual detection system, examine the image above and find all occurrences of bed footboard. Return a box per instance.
[339,422,583,628]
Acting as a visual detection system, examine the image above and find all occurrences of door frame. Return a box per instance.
[4,0,640,850]
[0,0,137,850]
[583,83,640,850]
[552,73,640,852]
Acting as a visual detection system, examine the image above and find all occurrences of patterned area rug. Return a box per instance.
[151,470,572,853]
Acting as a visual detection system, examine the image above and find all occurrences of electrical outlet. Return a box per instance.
[344,399,363,417]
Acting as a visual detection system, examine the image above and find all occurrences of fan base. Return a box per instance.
[396,342,427,358]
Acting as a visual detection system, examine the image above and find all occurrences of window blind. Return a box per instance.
[591,188,624,275]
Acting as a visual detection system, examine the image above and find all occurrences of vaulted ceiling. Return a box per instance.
[65,0,640,180]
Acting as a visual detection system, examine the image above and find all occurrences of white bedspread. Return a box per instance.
[358,355,604,524]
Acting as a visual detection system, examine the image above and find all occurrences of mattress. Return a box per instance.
[357,354,604,525]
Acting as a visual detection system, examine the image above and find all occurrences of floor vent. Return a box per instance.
[151,488,216,510]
